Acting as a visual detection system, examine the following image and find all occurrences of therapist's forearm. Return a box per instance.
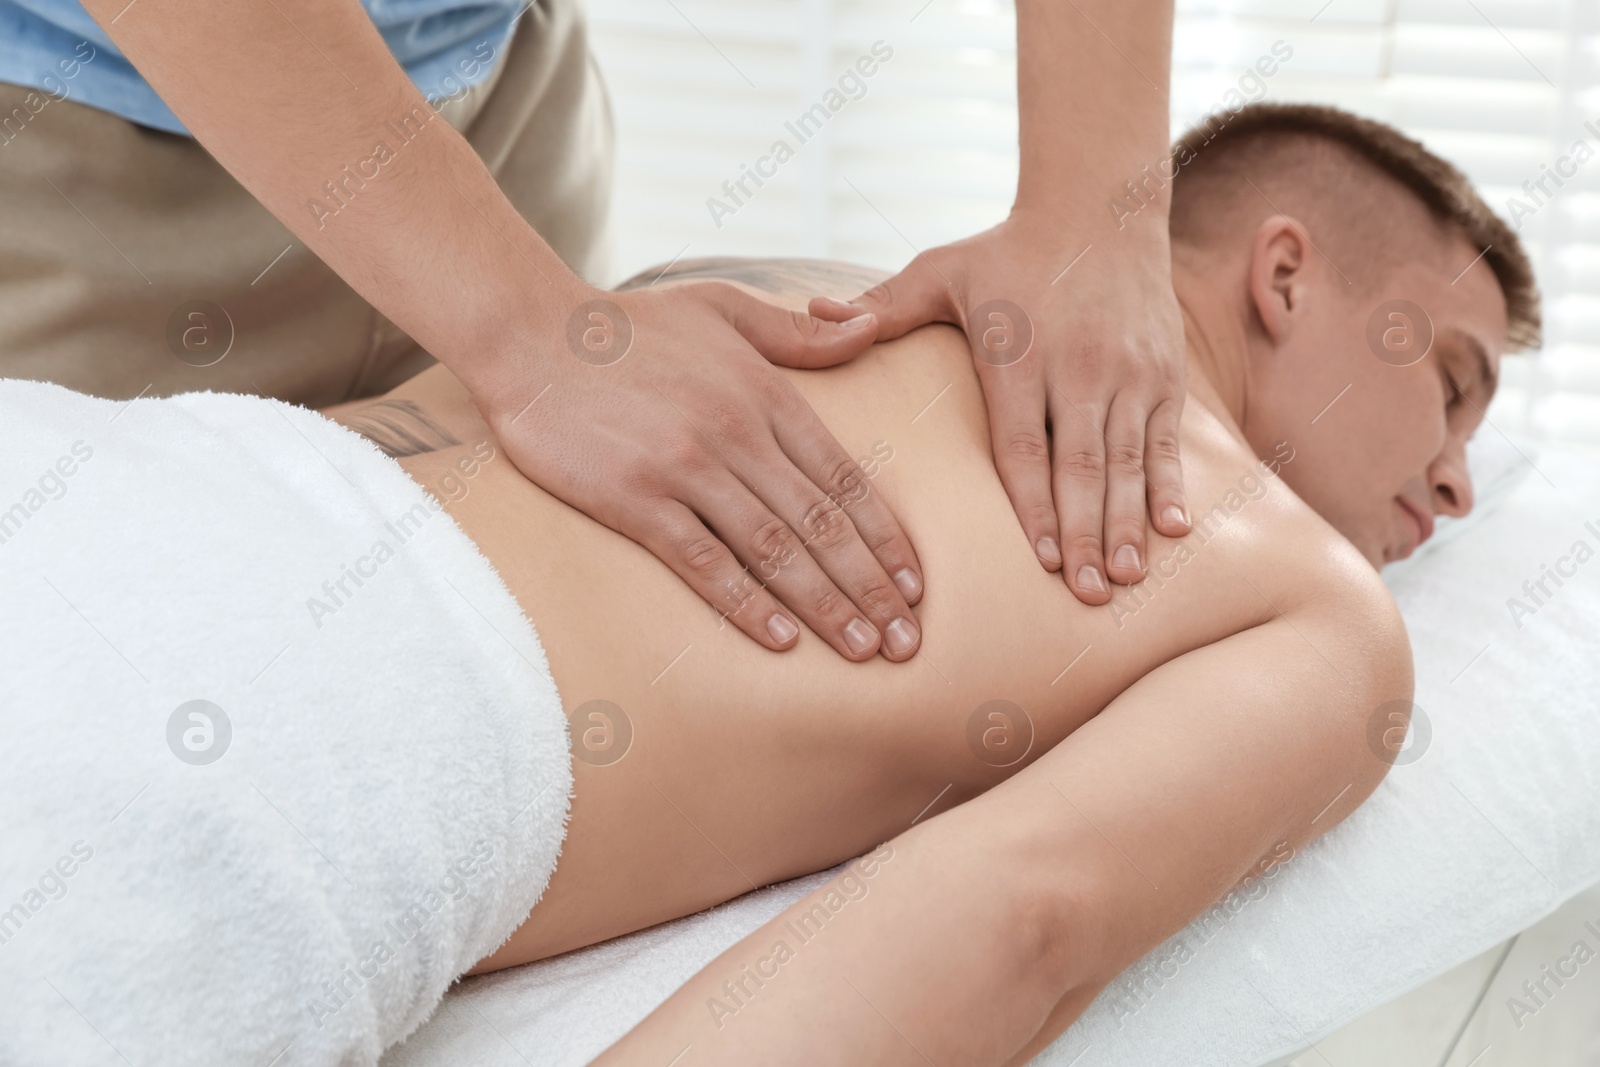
[78,0,578,400]
[1014,0,1173,236]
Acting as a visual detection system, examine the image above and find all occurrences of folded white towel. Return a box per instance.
[383,432,1600,1067]
[0,380,571,1067]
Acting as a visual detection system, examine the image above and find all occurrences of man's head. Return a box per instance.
[1168,103,1540,566]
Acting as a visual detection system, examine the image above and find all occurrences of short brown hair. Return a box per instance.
[1169,102,1541,350]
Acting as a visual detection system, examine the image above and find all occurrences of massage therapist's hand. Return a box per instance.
[480,282,924,661]
[810,213,1191,604]
[72,0,922,658]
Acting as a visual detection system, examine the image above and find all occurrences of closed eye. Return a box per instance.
[1438,331,1497,427]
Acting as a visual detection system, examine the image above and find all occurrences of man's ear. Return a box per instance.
[1248,215,1314,344]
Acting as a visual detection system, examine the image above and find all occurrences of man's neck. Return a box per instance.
[1173,261,1251,438]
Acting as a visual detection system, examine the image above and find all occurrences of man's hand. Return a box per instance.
[481,281,925,660]
[811,212,1190,603]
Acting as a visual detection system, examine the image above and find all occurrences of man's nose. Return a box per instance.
[1429,442,1474,518]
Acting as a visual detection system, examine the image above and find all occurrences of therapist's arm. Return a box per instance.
[79,0,925,663]
[813,1,1189,606]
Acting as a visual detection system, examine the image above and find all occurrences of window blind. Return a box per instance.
[585,0,1600,447]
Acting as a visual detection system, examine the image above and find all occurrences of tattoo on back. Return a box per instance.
[343,399,461,458]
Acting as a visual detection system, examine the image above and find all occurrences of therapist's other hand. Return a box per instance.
[810,213,1190,605]
[482,282,924,661]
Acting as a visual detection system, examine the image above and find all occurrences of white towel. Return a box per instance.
[0,380,571,1067]
[383,431,1600,1067]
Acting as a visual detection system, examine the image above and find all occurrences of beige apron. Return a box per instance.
[0,0,613,405]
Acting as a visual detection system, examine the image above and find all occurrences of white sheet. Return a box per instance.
[384,432,1600,1067]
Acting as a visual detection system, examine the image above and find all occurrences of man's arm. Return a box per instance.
[594,570,1411,1065]
[78,0,927,663]
[812,0,1190,604]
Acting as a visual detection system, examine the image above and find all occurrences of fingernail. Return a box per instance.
[1162,505,1190,529]
[842,312,874,330]
[1076,565,1107,594]
[767,614,798,645]
[1036,536,1062,566]
[844,617,878,654]
[885,617,919,656]
[893,567,922,601]
[1113,544,1142,573]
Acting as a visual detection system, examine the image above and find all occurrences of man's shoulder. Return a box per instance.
[1177,397,1401,631]
[615,257,890,306]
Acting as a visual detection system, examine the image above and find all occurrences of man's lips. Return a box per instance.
[1396,496,1435,556]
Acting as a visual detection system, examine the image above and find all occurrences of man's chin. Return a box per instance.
[1375,539,1405,569]
[1344,532,1388,571]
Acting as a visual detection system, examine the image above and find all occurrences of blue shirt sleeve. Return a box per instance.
[0,0,519,136]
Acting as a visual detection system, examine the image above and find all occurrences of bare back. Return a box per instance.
[327,259,1367,968]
